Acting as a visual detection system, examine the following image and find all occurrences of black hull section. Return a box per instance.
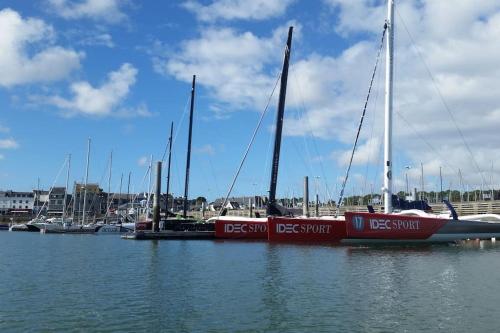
[437,220,500,235]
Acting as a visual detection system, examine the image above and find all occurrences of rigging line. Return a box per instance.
[336,23,387,216]
[395,7,487,188]
[289,76,315,176]
[207,154,221,197]
[35,156,68,219]
[103,176,126,218]
[161,91,191,162]
[129,162,151,207]
[291,73,333,202]
[169,92,192,195]
[87,151,115,215]
[395,110,474,190]
[362,54,383,195]
[259,120,275,195]
[218,71,282,217]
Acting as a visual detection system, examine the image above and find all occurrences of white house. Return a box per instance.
[0,191,35,214]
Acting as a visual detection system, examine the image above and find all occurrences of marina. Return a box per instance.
[2,0,500,331]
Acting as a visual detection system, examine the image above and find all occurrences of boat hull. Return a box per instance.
[344,212,500,244]
[267,216,346,242]
[214,217,268,239]
[344,212,447,240]
[9,224,41,232]
[40,225,97,234]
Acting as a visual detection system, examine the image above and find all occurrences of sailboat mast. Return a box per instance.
[107,151,112,220]
[383,0,394,214]
[166,121,173,215]
[63,154,71,220]
[82,138,91,225]
[267,26,293,216]
[183,75,196,218]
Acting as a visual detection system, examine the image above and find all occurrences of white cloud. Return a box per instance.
[0,8,82,87]
[337,137,380,167]
[0,154,4,160]
[183,0,294,22]
[323,0,386,36]
[47,0,127,23]
[158,23,299,116]
[80,33,114,48]
[281,1,500,188]
[137,156,148,166]
[194,144,216,155]
[0,124,9,133]
[0,138,19,149]
[47,63,146,117]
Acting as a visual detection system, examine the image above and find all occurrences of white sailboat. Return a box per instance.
[41,139,96,234]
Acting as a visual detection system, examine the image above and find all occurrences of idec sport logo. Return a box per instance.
[368,218,420,230]
[276,223,332,234]
[352,215,364,231]
[223,223,267,233]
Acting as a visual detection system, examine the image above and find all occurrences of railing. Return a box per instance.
[188,200,500,219]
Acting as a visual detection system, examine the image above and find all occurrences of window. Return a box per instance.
[13,200,16,203]
[25,200,28,203]
[25,206,28,209]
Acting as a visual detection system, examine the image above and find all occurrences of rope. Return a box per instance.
[336,23,387,216]
[218,71,282,217]
[34,157,68,219]
[291,73,334,202]
[395,7,487,193]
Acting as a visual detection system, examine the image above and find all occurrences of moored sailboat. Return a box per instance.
[211,26,294,239]
[268,0,500,244]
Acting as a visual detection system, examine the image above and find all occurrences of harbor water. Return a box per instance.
[1,232,500,332]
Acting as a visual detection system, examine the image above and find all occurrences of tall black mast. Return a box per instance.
[165,121,173,217]
[267,26,293,216]
[183,75,196,218]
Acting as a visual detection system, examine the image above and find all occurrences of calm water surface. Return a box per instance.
[1,232,500,332]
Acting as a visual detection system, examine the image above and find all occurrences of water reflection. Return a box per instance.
[2,233,500,332]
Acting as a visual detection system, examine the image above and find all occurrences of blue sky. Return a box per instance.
[1,0,500,202]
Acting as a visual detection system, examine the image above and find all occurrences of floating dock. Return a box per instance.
[122,230,215,240]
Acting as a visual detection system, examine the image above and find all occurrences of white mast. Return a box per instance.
[63,154,71,221]
[82,138,91,225]
[383,0,394,213]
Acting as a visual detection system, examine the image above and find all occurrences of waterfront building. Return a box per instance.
[72,183,103,220]
[209,196,266,211]
[47,187,67,216]
[33,190,49,214]
[0,191,35,215]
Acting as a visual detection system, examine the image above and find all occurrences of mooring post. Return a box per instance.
[249,197,253,217]
[303,176,309,217]
[316,193,319,217]
[153,161,162,232]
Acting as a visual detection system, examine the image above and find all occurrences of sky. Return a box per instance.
[0,0,499,202]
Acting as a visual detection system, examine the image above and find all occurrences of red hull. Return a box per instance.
[135,221,152,231]
[214,218,268,239]
[211,212,452,243]
[267,216,347,242]
[344,212,448,240]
